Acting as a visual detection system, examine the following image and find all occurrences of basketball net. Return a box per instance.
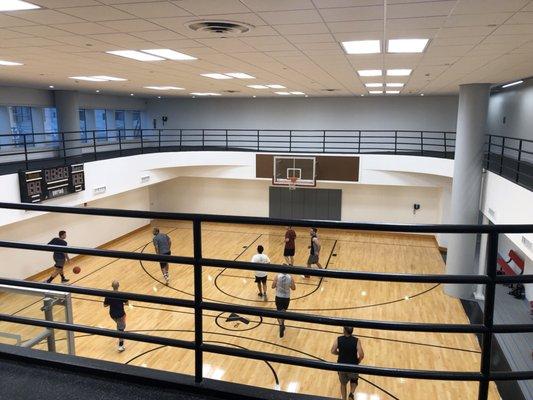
[289,176,298,190]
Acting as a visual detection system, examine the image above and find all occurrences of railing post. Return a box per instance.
[179,129,182,151]
[61,132,67,164]
[23,134,29,170]
[92,131,97,161]
[140,130,144,154]
[420,131,424,156]
[202,129,205,149]
[499,137,505,175]
[322,130,326,153]
[158,129,161,152]
[225,129,228,150]
[257,129,260,151]
[478,231,498,400]
[289,130,292,152]
[486,135,491,169]
[394,131,398,154]
[358,130,361,153]
[515,139,522,184]
[444,132,448,158]
[118,130,122,156]
[192,219,203,383]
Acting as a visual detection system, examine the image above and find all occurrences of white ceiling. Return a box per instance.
[0,0,532,98]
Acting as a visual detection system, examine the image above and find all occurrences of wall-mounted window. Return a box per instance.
[115,110,125,138]
[43,107,59,145]
[79,109,87,141]
[132,110,141,137]
[8,106,33,146]
[94,109,107,140]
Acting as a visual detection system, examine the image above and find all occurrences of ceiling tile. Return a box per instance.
[319,6,383,22]
[274,23,330,35]
[58,6,135,21]
[170,0,251,15]
[327,20,383,33]
[114,2,191,18]
[505,12,533,24]
[453,0,530,14]
[7,10,85,24]
[10,25,73,37]
[445,12,512,27]
[387,1,456,19]
[131,29,185,41]
[55,22,117,35]
[99,19,163,33]
[241,0,314,12]
[285,34,335,44]
[258,10,322,25]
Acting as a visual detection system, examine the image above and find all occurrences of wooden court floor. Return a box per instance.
[0,222,499,400]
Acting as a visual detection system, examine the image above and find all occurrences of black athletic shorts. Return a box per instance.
[254,276,267,284]
[275,296,290,311]
[54,258,65,269]
[159,251,171,268]
[283,248,295,257]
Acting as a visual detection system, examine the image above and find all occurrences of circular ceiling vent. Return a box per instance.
[186,20,254,36]
[321,89,340,92]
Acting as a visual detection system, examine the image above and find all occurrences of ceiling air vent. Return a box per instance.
[321,89,339,92]
[223,90,240,93]
[186,20,253,37]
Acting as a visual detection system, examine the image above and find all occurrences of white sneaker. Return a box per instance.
[165,276,169,285]
[118,345,125,352]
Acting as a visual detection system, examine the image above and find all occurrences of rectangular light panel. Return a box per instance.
[0,60,23,66]
[388,39,429,53]
[69,76,107,82]
[267,84,286,89]
[275,92,291,95]
[358,70,382,77]
[107,50,164,62]
[386,83,404,87]
[0,1,40,11]
[501,80,523,88]
[387,69,412,76]
[141,49,196,60]
[386,90,400,94]
[225,73,255,79]
[191,92,221,96]
[247,85,268,89]
[92,75,127,81]
[365,83,383,87]
[342,40,381,54]
[290,91,305,95]
[145,86,185,90]
[201,73,233,80]
[368,90,383,94]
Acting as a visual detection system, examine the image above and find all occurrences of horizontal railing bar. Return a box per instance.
[202,343,483,381]
[0,277,194,308]
[0,313,194,350]
[0,202,531,234]
[495,275,533,283]
[201,301,487,333]
[202,258,492,284]
[492,324,533,333]
[489,370,533,381]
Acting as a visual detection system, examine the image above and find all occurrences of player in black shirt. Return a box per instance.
[104,280,129,352]
[45,230,70,283]
[331,326,364,400]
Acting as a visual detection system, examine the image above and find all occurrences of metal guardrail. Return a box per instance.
[0,201,531,400]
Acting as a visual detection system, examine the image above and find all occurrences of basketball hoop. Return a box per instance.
[288,176,298,190]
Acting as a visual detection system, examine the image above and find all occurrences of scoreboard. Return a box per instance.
[19,164,85,203]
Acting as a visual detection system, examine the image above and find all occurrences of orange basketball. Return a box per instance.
[72,266,81,274]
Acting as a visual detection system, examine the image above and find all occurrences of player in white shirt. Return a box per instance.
[251,245,270,298]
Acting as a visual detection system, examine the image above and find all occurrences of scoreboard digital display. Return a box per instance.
[19,164,85,203]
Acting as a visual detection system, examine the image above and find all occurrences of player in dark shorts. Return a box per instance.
[252,245,270,298]
[305,228,322,278]
[271,270,296,338]
[152,227,172,285]
[104,280,129,352]
[45,230,70,283]
[331,326,365,400]
[283,226,296,265]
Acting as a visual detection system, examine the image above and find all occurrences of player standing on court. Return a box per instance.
[271,268,296,338]
[103,280,129,352]
[45,230,70,283]
[152,227,171,285]
[283,226,297,265]
[305,228,322,278]
[331,326,364,400]
[252,245,270,299]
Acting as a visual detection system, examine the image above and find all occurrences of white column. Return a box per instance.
[445,83,491,299]
[54,90,81,158]
[474,214,490,300]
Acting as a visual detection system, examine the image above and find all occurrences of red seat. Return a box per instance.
[497,250,524,276]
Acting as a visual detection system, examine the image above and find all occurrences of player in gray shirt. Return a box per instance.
[152,227,172,285]
[272,269,296,338]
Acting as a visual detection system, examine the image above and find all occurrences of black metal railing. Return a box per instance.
[0,201,531,400]
[1,128,532,191]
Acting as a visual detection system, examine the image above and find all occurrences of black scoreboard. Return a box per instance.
[19,164,85,203]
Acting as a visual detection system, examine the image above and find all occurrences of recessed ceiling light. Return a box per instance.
[365,83,383,88]
[267,84,285,89]
[420,93,424,96]
[368,90,382,94]
[290,91,305,95]
[70,76,107,82]
[252,95,256,98]
[48,85,54,89]
[225,72,255,79]
[0,60,23,66]
[96,90,100,93]
[388,39,429,53]
[190,92,221,96]
[386,90,400,94]
[386,83,404,87]
[304,95,308,97]
[144,86,185,90]
[387,69,412,76]
[141,49,196,60]
[130,93,134,96]
[341,40,381,54]
[247,84,268,89]
[501,80,523,89]
[358,70,382,77]
[106,50,164,62]
[201,73,233,80]
[0,1,40,12]
[275,92,291,95]
[157,96,162,99]
[92,75,127,81]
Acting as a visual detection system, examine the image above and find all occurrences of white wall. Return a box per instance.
[0,188,150,280]
[145,96,459,131]
[151,177,443,225]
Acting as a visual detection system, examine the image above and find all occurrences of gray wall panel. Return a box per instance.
[269,187,342,221]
